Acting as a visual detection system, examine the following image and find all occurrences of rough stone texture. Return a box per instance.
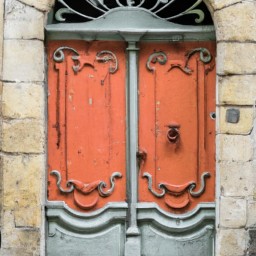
[206,0,242,11]
[17,0,54,12]
[219,106,253,134]
[217,228,246,256]
[3,40,44,82]
[247,229,256,256]
[219,135,253,162]
[215,2,256,42]
[2,155,43,227]
[2,83,44,119]
[0,0,4,80]
[247,201,256,228]
[4,0,44,40]
[217,43,256,75]
[220,161,255,197]
[0,155,43,256]
[2,120,45,153]
[220,197,246,228]
[219,75,256,105]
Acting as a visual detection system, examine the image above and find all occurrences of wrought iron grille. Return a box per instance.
[53,0,213,25]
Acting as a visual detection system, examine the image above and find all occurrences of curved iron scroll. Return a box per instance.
[50,171,122,209]
[142,172,166,197]
[55,0,205,24]
[189,172,211,197]
[185,47,212,66]
[96,51,118,74]
[147,48,212,73]
[142,172,211,208]
[53,47,79,63]
[53,47,119,74]
[147,52,167,71]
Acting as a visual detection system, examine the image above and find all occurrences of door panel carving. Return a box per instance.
[138,42,216,214]
[47,41,126,212]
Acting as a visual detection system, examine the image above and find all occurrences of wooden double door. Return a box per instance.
[47,40,216,256]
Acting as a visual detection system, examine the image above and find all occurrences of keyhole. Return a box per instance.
[210,112,216,120]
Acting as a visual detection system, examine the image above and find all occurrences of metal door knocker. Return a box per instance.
[166,122,180,144]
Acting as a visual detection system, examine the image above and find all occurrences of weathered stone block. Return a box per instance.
[219,134,253,161]
[1,228,41,255]
[217,228,246,256]
[17,0,54,11]
[4,0,44,40]
[2,155,43,227]
[3,40,44,82]
[2,120,45,153]
[0,0,4,80]
[219,75,256,105]
[220,161,255,197]
[219,106,253,134]
[207,0,242,10]
[247,201,256,228]
[220,197,246,228]
[215,2,256,42]
[217,43,256,75]
[247,229,256,256]
[2,83,44,118]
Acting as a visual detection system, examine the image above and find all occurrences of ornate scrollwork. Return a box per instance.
[142,173,166,197]
[55,0,206,24]
[53,47,79,63]
[53,47,119,74]
[50,171,122,209]
[51,170,75,193]
[147,52,167,71]
[147,48,212,73]
[142,172,211,209]
[96,51,118,74]
[98,172,122,197]
[185,47,212,65]
[189,172,211,197]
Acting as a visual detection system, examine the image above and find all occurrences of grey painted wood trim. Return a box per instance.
[46,201,128,233]
[137,202,215,232]
[45,8,215,42]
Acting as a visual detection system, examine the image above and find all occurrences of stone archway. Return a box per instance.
[0,0,256,255]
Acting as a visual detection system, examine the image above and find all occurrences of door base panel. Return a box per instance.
[46,202,215,255]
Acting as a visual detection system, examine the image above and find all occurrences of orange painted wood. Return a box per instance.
[47,41,126,212]
[138,42,216,214]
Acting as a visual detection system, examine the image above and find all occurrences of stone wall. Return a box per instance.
[0,0,52,255]
[0,0,255,255]
[211,1,256,255]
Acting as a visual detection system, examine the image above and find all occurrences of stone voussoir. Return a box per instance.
[17,0,54,12]
[215,1,256,42]
[206,0,242,11]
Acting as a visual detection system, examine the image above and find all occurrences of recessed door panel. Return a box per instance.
[138,42,216,214]
[47,41,126,212]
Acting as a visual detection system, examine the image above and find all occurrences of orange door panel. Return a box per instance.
[47,41,126,212]
[138,42,216,214]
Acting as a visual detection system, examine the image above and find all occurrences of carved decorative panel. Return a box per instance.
[47,41,126,212]
[138,42,216,214]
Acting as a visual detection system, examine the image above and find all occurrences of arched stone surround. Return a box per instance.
[0,0,256,255]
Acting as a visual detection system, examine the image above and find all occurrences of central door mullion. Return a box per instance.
[125,41,141,256]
